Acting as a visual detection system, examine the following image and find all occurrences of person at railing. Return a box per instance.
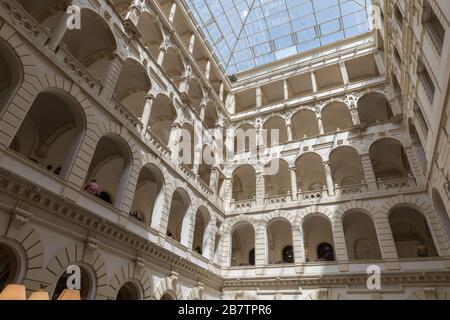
[84,179,100,196]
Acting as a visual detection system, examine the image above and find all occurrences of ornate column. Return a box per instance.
[323,161,335,196]
[283,79,289,101]
[168,122,182,162]
[339,62,349,85]
[317,115,325,135]
[188,33,196,54]
[140,94,155,134]
[219,82,225,102]
[311,72,318,94]
[256,87,262,107]
[286,119,293,141]
[46,8,71,51]
[209,166,219,193]
[254,222,266,270]
[199,99,207,121]
[123,0,143,39]
[290,166,298,201]
[204,60,211,80]
[223,177,233,209]
[256,169,265,205]
[168,2,177,23]
[292,224,305,267]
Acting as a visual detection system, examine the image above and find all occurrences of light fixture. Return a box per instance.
[57,289,81,300]
[0,284,27,300]
[28,289,50,300]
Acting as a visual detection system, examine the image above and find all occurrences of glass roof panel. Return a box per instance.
[187,0,373,74]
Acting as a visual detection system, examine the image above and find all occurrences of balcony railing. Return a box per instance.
[377,175,417,191]
[264,194,290,206]
[231,198,257,211]
[298,189,327,201]
[334,183,368,197]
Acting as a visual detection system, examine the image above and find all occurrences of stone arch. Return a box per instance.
[357,92,393,125]
[262,116,288,146]
[321,101,353,133]
[291,108,319,139]
[43,242,112,300]
[138,10,164,60]
[302,288,347,300]
[114,57,152,119]
[10,88,87,179]
[329,146,365,186]
[109,263,153,300]
[153,275,183,300]
[60,8,118,82]
[0,215,45,293]
[383,197,449,257]
[148,92,178,146]
[186,286,204,300]
[407,287,450,300]
[162,46,185,88]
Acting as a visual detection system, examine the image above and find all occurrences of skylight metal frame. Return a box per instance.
[186,0,373,74]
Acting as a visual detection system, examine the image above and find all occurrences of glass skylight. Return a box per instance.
[186,0,373,74]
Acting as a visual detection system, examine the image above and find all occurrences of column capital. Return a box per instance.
[145,93,156,101]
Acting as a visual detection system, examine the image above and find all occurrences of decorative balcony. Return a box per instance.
[231,198,257,211]
[377,175,417,191]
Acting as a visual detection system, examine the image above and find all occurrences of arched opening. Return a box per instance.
[130,164,164,225]
[234,124,256,154]
[166,188,190,244]
[137,12,163,60]
[84,134,132,208]
[264,159,290,197]
[116,281,142,300]
[231,222,255,266]
[192,206,211,257]
[11,90,85,178]
[343,211,382,260]
[0,38,21,112]
[330,147,365,186]
[52,264,94,300]
[322,102,352,133]
[263,117,288,147]
[232,165,256,201]
[148,94,177,146]
[295,153,326,192]
[303,215,336,262]
[409,118,428,171]
[114,59,151,119]
[291,109,319,139]
[187,78,203,116]
[389,206,438,258]
[204,102,218,129]
[267,219,294,264]
[357,93,393,125]
[60,9,117,83]
[0,242,21,292]
[199,145,214,186]
[432,189,450,244]
[160,291,176,300]
[17,0,71,34]
[369,138,411,180]
[162,47,185,88]
[179,123,195,170]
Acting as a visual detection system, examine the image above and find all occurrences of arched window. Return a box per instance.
[389,206,438,258]
[148,94,177,146]
[0,38,21,112]
[137,12,163,60]
[369,138,411,180]
[295,153,326,192]
[317,243,335,261]
[61,9,117,82]
[130,165,164,225]
[303,215,336,262]
[343,211,382,261]
[267,219,293,264]
[52,265,94,300]
[232,165,256,201]
[282,246,294,264]
[162,48,185,88]
[248,248,255,266]
[329,147,365,186]
[192,207,211,258]
[357,93,393,125]
[231,223,255,266]
[84,134,132,208]
[291,109,320,139]
[322,102,352,133]
[167,188,191,244]
[0,242,21,292]
[264,159,290,197]
[116,281,141,300]
[11,90,85,178]
[263,117,288,147]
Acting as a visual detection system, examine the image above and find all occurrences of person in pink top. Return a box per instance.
[84,179,100,196]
